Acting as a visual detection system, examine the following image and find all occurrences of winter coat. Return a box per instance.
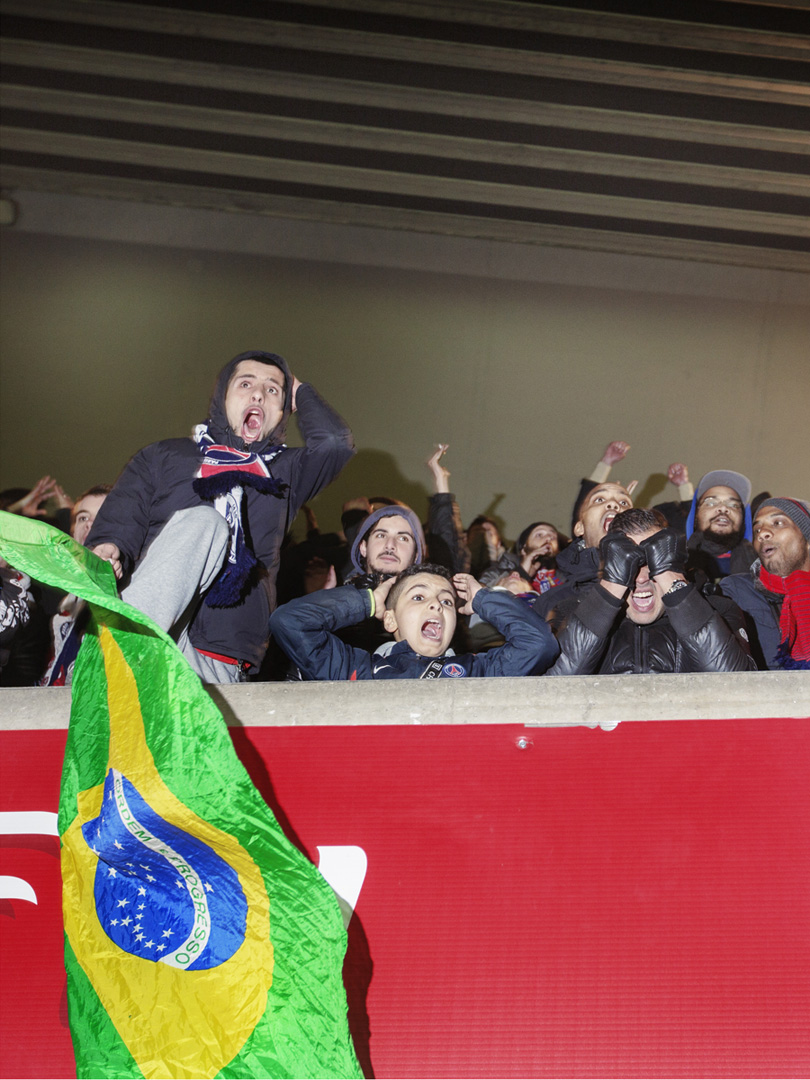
[549,581,755,676]
[533,538,602,631]
[720,562,784,670]
[270,584,559,680]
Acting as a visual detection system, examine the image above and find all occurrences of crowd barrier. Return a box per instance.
[2,672,808,1078]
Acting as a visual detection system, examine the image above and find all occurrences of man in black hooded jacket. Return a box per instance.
[87,350,354,681]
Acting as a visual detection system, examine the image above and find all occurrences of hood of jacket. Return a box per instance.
[207,350,294,451]
[349,505,426,574]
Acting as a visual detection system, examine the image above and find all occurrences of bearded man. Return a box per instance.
[684,469,756,586]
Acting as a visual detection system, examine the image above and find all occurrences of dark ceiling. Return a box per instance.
[1,0,808,270]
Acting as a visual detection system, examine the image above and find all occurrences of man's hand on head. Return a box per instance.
[290,375,301,413]
[371,575,395,619]
[91,543,123,580]
[601,440,630,466]
[599,532,645,594]
[453,573,481,615]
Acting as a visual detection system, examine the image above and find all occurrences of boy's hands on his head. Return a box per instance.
[371,574,396,619]
[301,502,319,533]
[453,573,481,615]
[426,443,451,494]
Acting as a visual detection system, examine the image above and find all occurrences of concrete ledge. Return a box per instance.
[1,672,808,731]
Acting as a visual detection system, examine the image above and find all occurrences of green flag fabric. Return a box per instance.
[0,512,362,1080]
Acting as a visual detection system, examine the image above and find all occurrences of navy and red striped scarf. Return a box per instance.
[192,425,287,607]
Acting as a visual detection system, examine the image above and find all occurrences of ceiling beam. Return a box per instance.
[5,163,809,272]
[4,0,809,62]
[1,3,808,106]
[3,41,808,158]
[4,84,807,198]
[5,126,807,237]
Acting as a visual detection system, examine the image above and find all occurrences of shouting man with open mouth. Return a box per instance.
[88,350,354,683]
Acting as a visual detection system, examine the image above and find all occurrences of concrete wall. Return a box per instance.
[1,191,808,542]
[3,672,808,732]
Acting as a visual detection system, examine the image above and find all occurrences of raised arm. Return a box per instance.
[285,380,355,511]
[588,440,630,484]
[666,462,694,503]
[269,584,375,680]
[425,444,470,573]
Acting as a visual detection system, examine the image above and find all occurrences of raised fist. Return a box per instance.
[667,463,689,487]
[601,440,630,466]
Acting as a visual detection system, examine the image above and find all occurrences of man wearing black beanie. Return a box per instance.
[722,498,810,670]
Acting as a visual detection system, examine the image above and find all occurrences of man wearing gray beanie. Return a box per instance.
[721,498,810,669]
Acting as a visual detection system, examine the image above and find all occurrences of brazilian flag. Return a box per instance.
[0,512,362,1080]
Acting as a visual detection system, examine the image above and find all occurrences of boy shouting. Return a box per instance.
[270,564,558,680]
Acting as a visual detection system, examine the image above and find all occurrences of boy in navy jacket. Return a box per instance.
[269,562,559,680]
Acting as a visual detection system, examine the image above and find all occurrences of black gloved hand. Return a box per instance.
[599,531,646,589]
[640,527,687,578]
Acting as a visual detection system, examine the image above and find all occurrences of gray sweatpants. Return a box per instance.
[122,506,242,683]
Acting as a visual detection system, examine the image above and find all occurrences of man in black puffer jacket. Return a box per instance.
[550,508,755,676]
[87,350,354,682]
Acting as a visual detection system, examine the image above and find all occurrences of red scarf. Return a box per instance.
[759,566,810,665]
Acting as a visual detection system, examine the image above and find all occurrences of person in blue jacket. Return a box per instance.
[269,562,559,680]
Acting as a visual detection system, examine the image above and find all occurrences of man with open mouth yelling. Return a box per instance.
[269,563,559,681]
[532,482,634,634]
[225,360,286,446]
[88,350,354,682]
[549,507,755,677]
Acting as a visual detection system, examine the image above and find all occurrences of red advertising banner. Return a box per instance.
[2,718,809,1079]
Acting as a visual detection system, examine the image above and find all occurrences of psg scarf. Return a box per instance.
[192,425,286,607]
